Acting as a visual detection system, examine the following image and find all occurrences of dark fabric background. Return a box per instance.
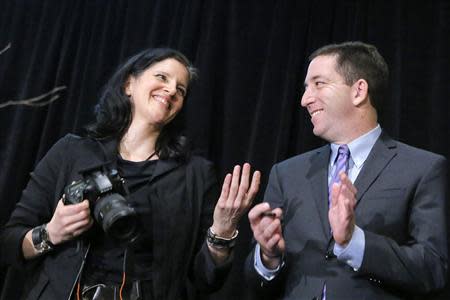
[1,0,449,299]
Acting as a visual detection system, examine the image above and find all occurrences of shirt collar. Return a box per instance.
[330,124,382,169]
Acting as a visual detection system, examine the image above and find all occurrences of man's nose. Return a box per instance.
[300,89,312,107]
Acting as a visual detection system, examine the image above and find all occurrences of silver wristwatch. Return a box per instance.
[31,223,54,253]
[206,227,239,249]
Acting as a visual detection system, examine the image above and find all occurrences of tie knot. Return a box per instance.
[338,144,350,157]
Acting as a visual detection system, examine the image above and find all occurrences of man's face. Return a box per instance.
[301,55,354,143]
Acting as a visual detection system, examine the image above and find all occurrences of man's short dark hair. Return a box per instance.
[309,41,389,110]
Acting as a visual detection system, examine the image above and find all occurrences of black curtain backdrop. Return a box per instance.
[1,0,449,299]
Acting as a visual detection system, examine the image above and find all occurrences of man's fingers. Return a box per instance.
[262,218,282,240]
[340,173,357,195]
[248,203,271,223]
[339,184,356,209]
[270,207,283,219]
[330,183,341,207]
[265,233,282,250]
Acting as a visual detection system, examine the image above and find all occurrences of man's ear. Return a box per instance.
[352,79,369,106]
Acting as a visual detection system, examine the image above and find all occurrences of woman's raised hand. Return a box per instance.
[211,163,261,237]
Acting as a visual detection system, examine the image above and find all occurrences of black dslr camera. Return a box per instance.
[63,163,138,243]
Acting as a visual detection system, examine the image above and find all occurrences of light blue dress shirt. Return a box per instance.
[254,125,382,279]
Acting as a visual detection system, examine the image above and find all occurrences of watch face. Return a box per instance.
[32,225,53,252]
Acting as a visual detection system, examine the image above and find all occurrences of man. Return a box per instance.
[246,41,447,299]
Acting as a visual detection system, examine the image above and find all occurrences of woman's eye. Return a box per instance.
[155,74,167,81]
[177,87,186,97]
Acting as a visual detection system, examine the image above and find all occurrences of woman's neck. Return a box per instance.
[119,121,160,162]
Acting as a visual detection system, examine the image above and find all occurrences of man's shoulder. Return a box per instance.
[387,137,446,163]
[274,145,329,170]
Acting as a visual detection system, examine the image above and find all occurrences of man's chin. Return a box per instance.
[312,127,322,137]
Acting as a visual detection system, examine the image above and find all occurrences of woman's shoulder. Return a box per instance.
[179,156,218,189]
[182,155,217,177]
[185,155,214,168]
[54,133,91,147]
[49,134,112,160]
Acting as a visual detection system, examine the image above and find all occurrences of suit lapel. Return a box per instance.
[353,132,397,204]
[307,145,332,238]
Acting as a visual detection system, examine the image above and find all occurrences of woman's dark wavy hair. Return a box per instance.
[85,48,197,160]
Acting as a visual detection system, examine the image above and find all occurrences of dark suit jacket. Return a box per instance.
[1,134,231,300]
[246,132,448,300]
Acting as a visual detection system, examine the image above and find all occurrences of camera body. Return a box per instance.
[64,163,138,243]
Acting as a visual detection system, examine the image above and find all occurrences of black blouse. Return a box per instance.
[84,156,157,284]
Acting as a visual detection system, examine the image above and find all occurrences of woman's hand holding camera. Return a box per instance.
[46,198,94,245]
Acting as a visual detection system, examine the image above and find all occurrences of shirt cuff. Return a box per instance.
[333,225,365,271]
[253,243,283,281]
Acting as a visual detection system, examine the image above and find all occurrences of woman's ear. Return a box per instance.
[352,79,369,106]
[124,77,133,97]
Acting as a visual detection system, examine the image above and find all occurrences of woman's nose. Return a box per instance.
[164,81,177,96]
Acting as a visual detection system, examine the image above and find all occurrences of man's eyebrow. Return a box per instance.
[303,75,323,87]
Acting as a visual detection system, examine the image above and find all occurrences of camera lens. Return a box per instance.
[93,194,139,243]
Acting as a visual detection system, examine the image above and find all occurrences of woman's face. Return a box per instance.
[125,58,189,129]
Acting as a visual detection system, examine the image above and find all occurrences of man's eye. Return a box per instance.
[315,81,325,87]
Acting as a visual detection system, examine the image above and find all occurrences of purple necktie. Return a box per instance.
[323,144,350,300]
[329,144,350,204]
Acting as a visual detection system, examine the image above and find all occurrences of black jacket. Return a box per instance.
[1,134,231,300]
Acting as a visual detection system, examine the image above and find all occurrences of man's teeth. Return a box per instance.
[311,110,322,116]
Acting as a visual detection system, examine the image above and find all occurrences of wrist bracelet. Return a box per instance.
[206,227,238,249]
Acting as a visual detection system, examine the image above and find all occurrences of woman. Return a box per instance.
[1,48,260,299]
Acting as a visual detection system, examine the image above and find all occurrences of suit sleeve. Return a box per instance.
[245,164,287,298]
[359,156,448,293]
